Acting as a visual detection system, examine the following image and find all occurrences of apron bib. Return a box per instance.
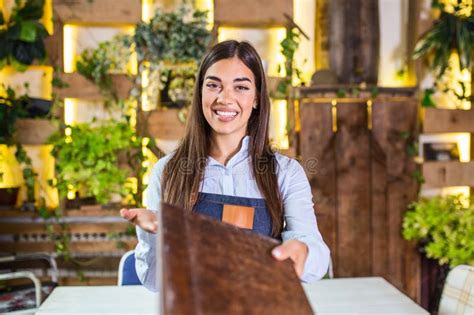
[192,192,273,237]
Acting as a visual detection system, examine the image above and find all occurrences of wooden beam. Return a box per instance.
[0,222,131,234]
[214,0,292,27]
[423,108,474,133]
[53,0,142,25]
[423,161,474,188]
[54,73,133,100]
[0,240,137,254]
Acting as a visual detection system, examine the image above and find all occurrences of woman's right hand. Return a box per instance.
[120,208,158,234]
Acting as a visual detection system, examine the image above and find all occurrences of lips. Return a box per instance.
[212,109,239,122]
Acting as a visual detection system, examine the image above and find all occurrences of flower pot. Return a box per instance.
[24,98,53,118]
[14,119,56,145]
[0,187,19,208]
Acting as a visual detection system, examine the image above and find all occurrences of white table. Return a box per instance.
[36,277,428,315]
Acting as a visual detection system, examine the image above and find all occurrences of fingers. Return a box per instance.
[272,240,308,277]
[120,208,158,234]
[120,208,138,222]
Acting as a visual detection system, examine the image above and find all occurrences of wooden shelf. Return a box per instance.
[422,161,474,188]
[53,0,142,25]
[0,240,137,254]
[0,222,131,235]
[54,73,134,100]
[214,0,292,27]
[137,108,186,140]
[14,119,57,145]
[423,108,474,133]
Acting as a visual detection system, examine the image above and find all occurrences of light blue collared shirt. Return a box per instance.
[135,136,330,291]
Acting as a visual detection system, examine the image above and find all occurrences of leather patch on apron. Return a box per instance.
[222,204,254,229]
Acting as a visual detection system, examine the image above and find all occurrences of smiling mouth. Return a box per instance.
[213,110,238,117]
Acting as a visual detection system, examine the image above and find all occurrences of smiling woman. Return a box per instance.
[120,40,330,292]
[202,58,256,136]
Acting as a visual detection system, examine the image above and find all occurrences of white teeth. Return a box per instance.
[216,111,237,117]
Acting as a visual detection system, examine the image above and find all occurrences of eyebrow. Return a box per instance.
[205,75,252,83]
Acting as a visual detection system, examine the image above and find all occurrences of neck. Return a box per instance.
[210,133,246,166]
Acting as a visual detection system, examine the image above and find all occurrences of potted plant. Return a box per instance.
[76,34,132,109]
[413,0,474,107]
[48,119,141,209]
[1,85,56,144]
[0,0,50,71]
[402,194,474,311]
[132,3,212,139]
[0,87,25,207]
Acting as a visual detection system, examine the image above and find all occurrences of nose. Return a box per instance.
[216,86,234,105]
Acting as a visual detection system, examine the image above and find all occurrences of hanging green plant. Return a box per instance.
[0,0,50,71]
[413,0,474,78]
[274,27,306,100]
[48,119,141,205]
[402,194,474,267]
[133,3,212,108]
[76,34,133,109]
[14,143,37,208]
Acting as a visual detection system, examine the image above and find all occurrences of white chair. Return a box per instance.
[0,254,58,314]
[438,264,474,315]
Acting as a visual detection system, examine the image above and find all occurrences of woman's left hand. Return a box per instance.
[271,240,308,277]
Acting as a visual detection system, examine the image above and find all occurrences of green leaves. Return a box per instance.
[19,20,37,41]
[413,7,474,78]
[402,195,474,267]
[0,0,49,70]
[134,4,212,63]
[49,120,141,205]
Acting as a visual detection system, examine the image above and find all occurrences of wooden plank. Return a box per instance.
[53,0,142,24]
[335,102,372,276]
[14,119,57,145]
[214,0,292,27]
[299,102,337,270]
[54,73,133,100]
[423,108,474,133]
[44,19,63,68]
[298,86,417,99]
[159,203,313,315]
[0,222,130,234]
[0,240,137,253]
[370,102,390,280]
[423,161,474,188]
[0,209,121,218]
[328,0,379,84]
[375,100,419,295]
[137,108,186,140]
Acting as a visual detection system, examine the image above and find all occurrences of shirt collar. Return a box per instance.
[207,135,250,168]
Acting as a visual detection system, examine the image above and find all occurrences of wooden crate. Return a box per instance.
[423,108,474,133]
[53,0,142,25]
[14,119,57,145]
[53,73,134,100]
[138,108,187,140]
[422,161,474,188]
[214,0,292,27]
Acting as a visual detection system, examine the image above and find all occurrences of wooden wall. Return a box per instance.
[297,86,421,302]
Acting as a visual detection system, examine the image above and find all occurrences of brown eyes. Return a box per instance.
[205,83,250,91]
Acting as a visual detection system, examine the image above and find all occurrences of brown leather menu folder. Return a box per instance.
[158,202,314,315]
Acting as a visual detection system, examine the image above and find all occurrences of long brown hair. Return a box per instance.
[161,40,283,237]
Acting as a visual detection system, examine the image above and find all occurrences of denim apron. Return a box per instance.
[192,192,273,237]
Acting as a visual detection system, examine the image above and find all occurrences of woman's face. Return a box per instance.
[201,57,257,139]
